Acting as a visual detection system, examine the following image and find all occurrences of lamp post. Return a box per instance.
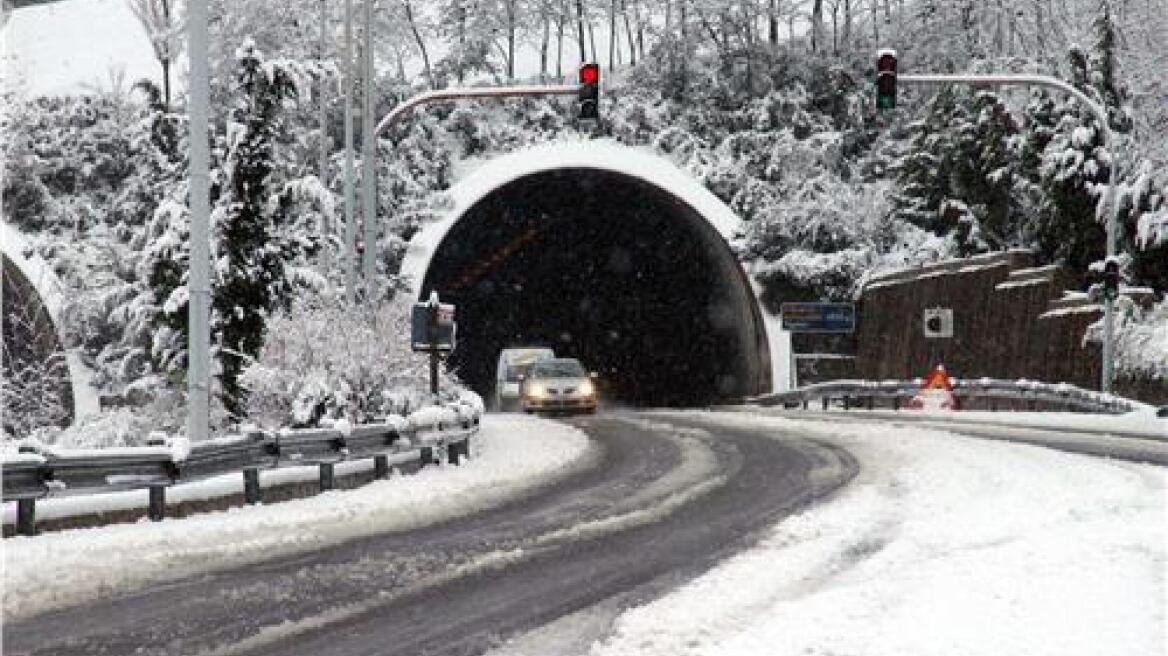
[186,0,210,442]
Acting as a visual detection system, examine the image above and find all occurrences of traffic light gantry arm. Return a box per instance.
[374,84,583,138]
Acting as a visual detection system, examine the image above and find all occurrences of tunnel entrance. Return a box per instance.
[420,168,769,407]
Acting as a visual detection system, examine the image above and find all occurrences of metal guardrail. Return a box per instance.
[3,403,482,536]
[752,378,1145,415]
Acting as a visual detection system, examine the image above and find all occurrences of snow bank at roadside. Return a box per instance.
[586,412,1166,656]
[886,408,1167,437]
[3,415,593,620]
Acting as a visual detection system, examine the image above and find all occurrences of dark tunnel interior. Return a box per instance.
[420,168,770,408]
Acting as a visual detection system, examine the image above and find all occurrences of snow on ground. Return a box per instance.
[811,407,1167,439]
[2,415,594,620]
[579,411,1166,656]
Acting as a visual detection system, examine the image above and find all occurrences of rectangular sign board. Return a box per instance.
[411,302,456,352]
[780,302,856,333]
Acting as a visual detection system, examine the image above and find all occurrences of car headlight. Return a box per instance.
[578,380,594,396]
[525,384,546,399]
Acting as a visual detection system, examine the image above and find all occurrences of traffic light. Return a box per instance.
[578,63,599,120]
[1103,258,1120,301]
[876,50,897,110]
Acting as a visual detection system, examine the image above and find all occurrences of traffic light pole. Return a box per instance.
[897,73,1121,394]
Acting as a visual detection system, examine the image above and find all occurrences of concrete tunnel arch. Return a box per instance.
[400,141,784,406]
[2,222,101,430]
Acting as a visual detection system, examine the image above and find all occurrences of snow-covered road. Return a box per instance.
[548,411,1166,656]
[3,415,594,620]
[3,410,1163,656]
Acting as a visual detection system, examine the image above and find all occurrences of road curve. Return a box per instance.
[4,413,857,656]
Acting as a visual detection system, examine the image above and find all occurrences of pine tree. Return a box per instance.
[1023,41,1128,286]
[212,38,300,419]
[890,86,964,242]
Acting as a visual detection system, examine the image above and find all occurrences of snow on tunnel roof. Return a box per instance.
[400,140,743,295]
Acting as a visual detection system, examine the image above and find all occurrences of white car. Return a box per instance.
[520,358,598,415]
[494,347,555,411]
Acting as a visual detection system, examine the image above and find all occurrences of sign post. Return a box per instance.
[412,292,456,399]
[780,302,856,389]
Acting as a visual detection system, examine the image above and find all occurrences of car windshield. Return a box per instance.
[531,360,586,378]
[504,363,533,382]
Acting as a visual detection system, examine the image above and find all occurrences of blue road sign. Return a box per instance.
[780,302,856,333]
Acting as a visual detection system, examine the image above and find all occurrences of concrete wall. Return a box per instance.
[854,250,1163,405]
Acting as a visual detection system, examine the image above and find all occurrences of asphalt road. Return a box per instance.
[3,413,858,656]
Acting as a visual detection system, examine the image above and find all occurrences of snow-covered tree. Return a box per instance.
[211,38,304,419]
[240,289,459,427]
[127,0,186,111]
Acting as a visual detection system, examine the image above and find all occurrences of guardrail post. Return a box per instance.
[16,498,36,536]
[374,454,390,479]
[420,446,433,467]
[243,467,262,504]
[319,463,335,491]
[148,485,167,521]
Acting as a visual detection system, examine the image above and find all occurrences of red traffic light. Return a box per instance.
[877,53,897,73]
[580,63,600,85]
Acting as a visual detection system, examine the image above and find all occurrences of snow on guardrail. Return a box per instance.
[752,378,1154,415]
[2,396,484,536]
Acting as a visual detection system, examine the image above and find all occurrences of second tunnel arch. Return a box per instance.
[400,141,778,407]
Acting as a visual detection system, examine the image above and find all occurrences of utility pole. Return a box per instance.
[892,71,1122,394]
[186,0,210,442]
[361,0,377,287]
[342,0,357,304]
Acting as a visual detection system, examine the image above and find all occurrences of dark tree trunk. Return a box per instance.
[161,58,171,111]
[768,0,779,45]
[404,2,434,89]
[161,0,171,110]
[622,0,636,66]
[507,0,516,79]
[557,0,566,78]
[811,0,823,52]
[609,0,616,70]
[540,13,551,81]
[577,0,587,62]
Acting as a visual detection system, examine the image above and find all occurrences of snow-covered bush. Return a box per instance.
[1087,297,1168,382]
[239,289,461,428]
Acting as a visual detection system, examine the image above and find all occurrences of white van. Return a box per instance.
[494,347,555,411]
